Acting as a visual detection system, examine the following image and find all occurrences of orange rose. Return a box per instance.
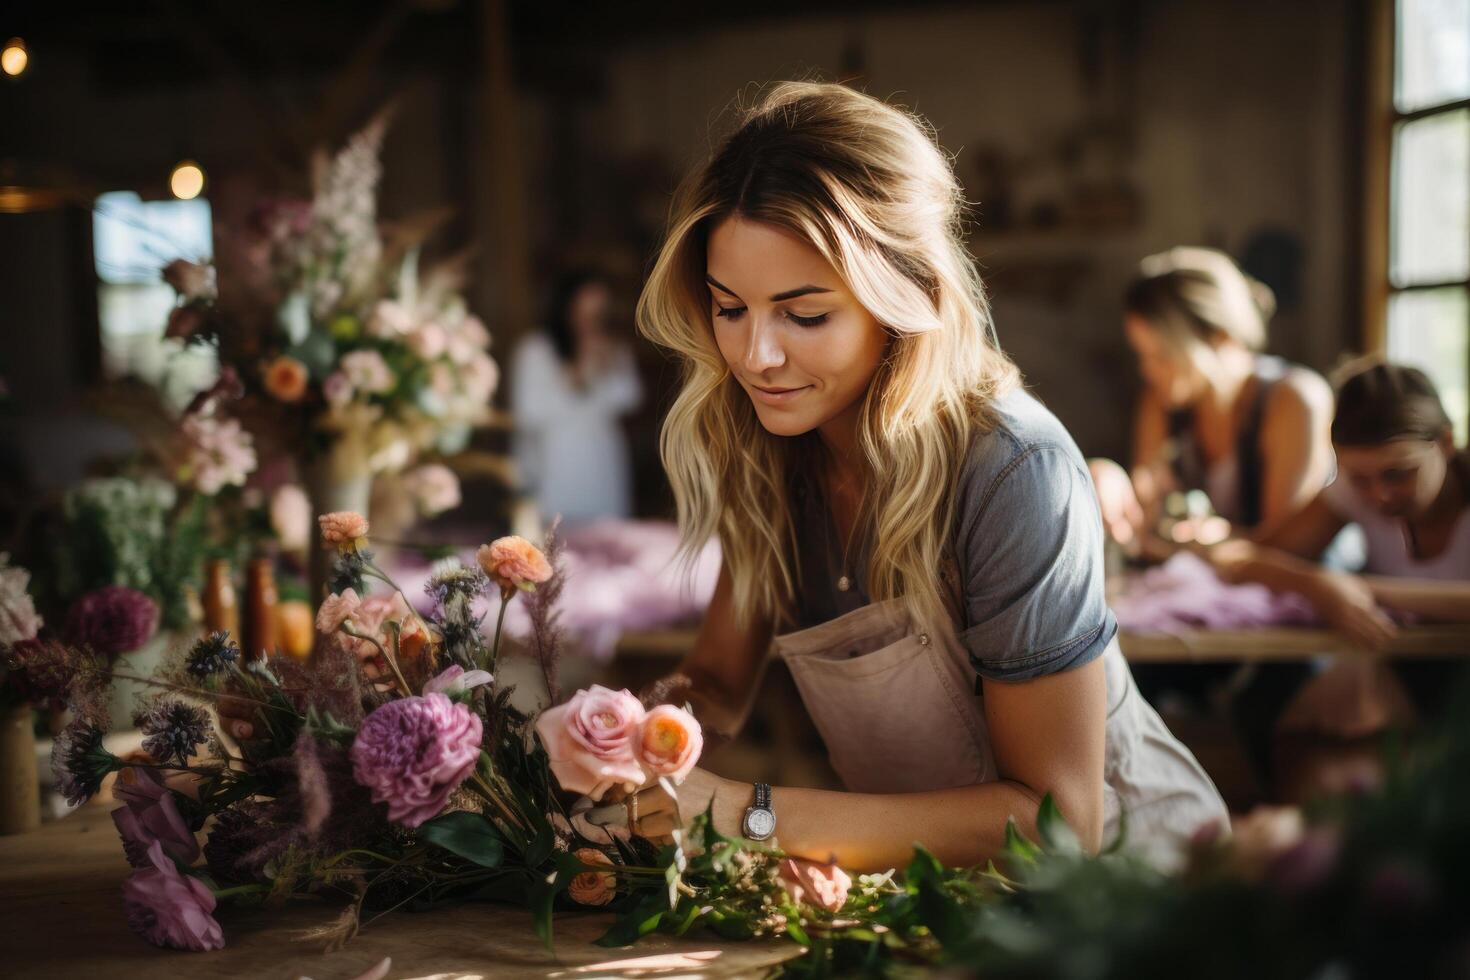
[476,536,552,595]
[318,511,370,551]
[263,356,309,403]
[567,847,616,906]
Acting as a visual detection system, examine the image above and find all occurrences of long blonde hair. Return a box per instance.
[638,81,1019,628]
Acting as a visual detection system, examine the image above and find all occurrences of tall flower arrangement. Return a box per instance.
[163,112,495,569]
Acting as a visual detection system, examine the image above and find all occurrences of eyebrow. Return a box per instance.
[705,275,833,303]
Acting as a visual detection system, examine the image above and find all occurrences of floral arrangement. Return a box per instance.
[35,514,1469,975]
[165,112,497,486]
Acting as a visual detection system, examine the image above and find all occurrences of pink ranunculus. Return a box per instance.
[476,536,552,594]
[403,463,461,517]
[315,589,362,634]
[318,511,370,547]
[534,686,646,801]
[122,839,225,951]
[568,847,617,906]
[112,766,200,867]
[423,665,493,696]
[350,693,483,828]
[777,858,852,913]
[638,705,703,784]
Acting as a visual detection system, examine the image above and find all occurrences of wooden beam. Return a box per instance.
[1361,0,1394,353]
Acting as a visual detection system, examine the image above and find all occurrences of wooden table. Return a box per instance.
[0,806,799,980]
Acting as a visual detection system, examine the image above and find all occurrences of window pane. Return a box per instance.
[92,191,213,284]
[1387,286,1469,445]
[1391,109,1469,286]
[1397,0,1470,112]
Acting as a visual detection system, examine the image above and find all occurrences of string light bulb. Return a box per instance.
[169,159,205,200]
[1,38,28,77]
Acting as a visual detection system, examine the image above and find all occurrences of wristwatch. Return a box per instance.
[742,782,776,841]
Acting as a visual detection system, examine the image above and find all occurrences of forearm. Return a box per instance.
[768,780,1049,872]
[1363,577,1470,622]
[1209,539,1326,597]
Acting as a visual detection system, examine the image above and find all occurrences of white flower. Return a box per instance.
[179,415,256,495]
[268,484,312,551]
[0,553,43,646]
[339,350,395,394]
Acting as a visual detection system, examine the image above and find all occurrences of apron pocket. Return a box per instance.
[781,633,988,793]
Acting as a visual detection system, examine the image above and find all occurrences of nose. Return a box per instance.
[742,314,785,374]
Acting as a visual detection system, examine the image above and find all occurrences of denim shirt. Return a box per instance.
[791,388,1118,683]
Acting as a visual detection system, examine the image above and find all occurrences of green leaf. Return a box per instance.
[1003,818,1041,866]
[530,853,580,951]
[915,876,969,949]
[786,919,812,946]
[905,844,945,890]
[523,820,556,868]
[1035,794,1081,855]
[595,890,667,947]
[419,811,505,868]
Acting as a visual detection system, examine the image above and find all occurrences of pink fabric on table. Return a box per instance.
[384,519,721,662]
[1111,552,1318,633]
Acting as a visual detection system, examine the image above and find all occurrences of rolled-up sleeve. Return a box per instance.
[957,443,1117,682]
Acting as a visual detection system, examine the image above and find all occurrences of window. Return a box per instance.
[1382,0,1470,444]
[92,191,218,409]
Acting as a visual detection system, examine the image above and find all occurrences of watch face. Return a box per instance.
[746,808,775,838]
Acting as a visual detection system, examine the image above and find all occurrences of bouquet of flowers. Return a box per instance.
[166,113,498,486]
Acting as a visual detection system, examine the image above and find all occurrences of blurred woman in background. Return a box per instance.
[1088,248,1336,790]
[512,271,643,526]
[1090,247,1334,550]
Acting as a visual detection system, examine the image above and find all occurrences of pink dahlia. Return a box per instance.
[65,586,159,658]
[350,693,482,828]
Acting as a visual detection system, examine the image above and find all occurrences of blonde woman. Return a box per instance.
[606,82,1226,872]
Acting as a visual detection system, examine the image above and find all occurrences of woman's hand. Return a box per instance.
[1088,457,1145,549]
[620,768,747,846]
[1307,570,1399,651]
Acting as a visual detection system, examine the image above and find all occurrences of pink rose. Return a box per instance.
[350,693,483,828]
[535,685,646,800]
[567,847,616,906]
[318,511,370,547]
[777,858,851,912]
[476,536,552,594]
[112,766,200,867]
[315,589,362,634]
[122,839,224,951]
[638,705,703,784]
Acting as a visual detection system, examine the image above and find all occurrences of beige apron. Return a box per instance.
[772,572,1228,871]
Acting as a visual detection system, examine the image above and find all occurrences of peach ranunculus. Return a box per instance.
[638,705,703,784]
[567,847,617,906]
[777,858,852,913]
[476,536,552,595]
[315,589,363,634]
[319,511,370,551]
[263,356,309,403]
[534,686,646,801]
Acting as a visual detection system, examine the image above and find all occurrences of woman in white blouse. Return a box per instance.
[512,272,643,525]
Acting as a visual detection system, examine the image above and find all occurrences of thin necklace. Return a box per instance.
[827,470,864,593]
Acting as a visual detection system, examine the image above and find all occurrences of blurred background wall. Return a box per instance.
[0,0,1367,510]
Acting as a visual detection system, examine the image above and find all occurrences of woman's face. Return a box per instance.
[705,216,888,438]
[1124,314,1202,408]
[1335,436,1452,520]
[569,281,611,340]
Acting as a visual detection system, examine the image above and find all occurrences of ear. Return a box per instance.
[1438,430,1457,458]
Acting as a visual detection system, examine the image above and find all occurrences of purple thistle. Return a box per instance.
[185,630,240,680]
[65,586,158,659]
[139,700,212,766]
[51,721,120,806]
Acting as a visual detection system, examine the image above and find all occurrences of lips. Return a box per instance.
[746,381,812,405]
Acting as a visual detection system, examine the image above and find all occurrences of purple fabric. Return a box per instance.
[387,519,721,662]
[1111,552,1318,632]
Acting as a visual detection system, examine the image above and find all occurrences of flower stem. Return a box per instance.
[488,594,510,676]
[340,624,413,697]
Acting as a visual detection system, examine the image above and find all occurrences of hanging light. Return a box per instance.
[1,37,27,77]
[169,159,205,200]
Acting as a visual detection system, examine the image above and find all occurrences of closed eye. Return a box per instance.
[786,312,829,327]
[714,305,747,321]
